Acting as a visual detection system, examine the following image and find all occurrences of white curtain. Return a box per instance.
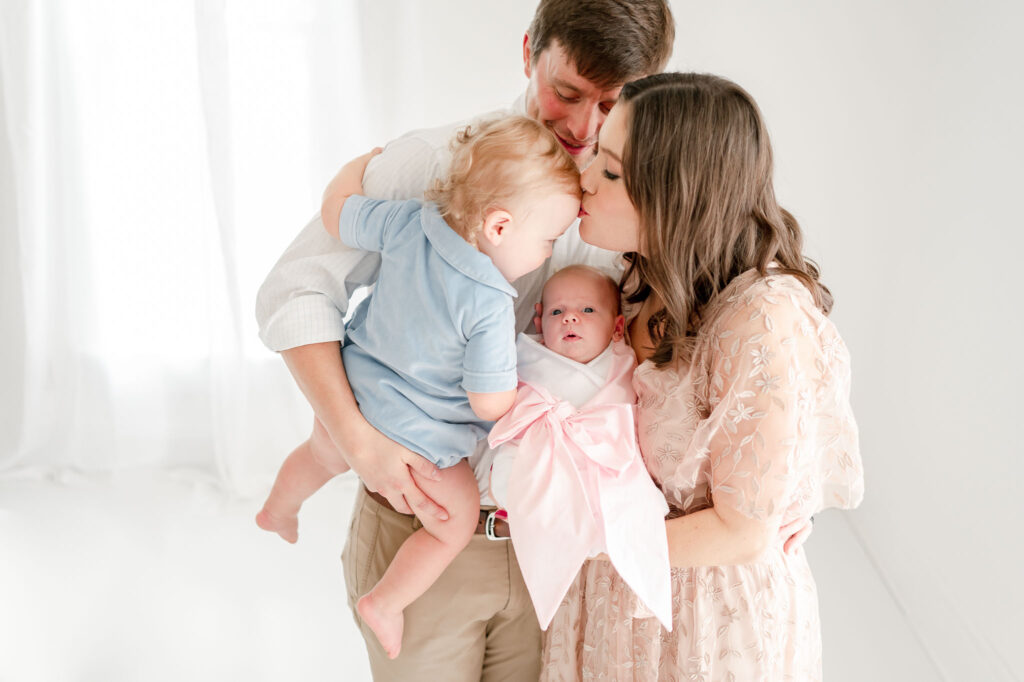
[0,0,533,493]
[0,0,379,493]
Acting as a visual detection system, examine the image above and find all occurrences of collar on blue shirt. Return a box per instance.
[420,202,518,298]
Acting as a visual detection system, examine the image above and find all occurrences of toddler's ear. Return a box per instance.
[612,314,626,341]
[480,209,513,247]
[533,302,543,335]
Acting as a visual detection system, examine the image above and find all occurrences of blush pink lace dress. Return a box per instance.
[540,272,864,681]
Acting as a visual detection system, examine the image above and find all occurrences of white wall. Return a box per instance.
[659,3,1022,679]
[366,1,1024,677]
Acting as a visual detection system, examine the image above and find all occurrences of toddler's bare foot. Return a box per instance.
[357,593,404,659]
[255,508,299,544]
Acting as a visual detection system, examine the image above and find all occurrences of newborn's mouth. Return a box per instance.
[562,332,581,342]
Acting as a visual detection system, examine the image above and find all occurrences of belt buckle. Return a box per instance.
[484,509,510,541]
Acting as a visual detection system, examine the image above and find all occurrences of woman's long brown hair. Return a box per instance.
[618,72,833,367]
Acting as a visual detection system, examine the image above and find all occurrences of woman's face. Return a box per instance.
[578,102,642,254]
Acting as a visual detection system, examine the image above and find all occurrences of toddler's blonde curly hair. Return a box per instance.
[426,115,581,245]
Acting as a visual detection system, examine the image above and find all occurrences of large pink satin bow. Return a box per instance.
[489,380,673,631]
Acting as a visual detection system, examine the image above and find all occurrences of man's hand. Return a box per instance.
[344,421,448,519]
[777,516,814,555]
[281,342,448,520]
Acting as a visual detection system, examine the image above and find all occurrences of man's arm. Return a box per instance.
[258,133,454,515]
[281,342,446,518]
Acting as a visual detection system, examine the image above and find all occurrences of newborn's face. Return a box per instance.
[539,271,621,364]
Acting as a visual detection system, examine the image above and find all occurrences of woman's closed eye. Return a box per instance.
[602,169,620,181]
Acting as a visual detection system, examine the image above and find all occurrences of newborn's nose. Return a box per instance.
[563,312,579,324]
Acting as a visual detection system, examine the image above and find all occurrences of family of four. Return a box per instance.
[254,1,864,680]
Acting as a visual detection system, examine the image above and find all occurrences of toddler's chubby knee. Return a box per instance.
[427,463,480,548]
[432,510,478,551]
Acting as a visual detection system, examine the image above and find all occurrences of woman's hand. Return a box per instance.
[777,516,814,555]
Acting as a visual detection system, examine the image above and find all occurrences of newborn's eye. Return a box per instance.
[550,309,563,316]
[583,307,595,313]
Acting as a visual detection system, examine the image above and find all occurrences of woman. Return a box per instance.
[542,73,864,680]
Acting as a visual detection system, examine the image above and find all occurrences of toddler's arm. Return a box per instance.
[320,148,382,239]
[466,389,517,422]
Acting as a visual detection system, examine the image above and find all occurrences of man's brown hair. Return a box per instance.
[527,0,675,88]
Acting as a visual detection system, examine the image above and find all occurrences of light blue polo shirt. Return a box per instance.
[338,195,519,468]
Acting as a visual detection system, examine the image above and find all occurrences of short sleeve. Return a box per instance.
[462,298,518,394]
[338,196,421,253]
[691,286,814,521]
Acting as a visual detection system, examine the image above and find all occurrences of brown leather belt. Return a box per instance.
[365,487,511,539]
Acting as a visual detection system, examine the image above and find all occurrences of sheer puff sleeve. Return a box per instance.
[687,276,863,523]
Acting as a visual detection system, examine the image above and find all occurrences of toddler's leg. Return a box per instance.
[357,459,479,659]
[256,418,350,543]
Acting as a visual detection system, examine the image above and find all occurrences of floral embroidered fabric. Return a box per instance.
[540,272,863,681]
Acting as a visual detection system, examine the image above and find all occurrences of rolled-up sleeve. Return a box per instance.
[461,300,518,394]
[254,119,461,353]
[255,214,381,351]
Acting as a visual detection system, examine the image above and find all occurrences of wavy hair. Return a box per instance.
[618,72,833,366]
[426,115,580,245]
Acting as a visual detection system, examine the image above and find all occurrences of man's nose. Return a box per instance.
[567,103,600,143]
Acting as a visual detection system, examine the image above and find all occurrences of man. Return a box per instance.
[256,2,675,678]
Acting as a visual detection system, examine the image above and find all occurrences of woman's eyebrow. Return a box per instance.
[602,147,622,164]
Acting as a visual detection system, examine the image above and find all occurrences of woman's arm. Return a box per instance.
[658,284,818,567]
[664,501,778,568]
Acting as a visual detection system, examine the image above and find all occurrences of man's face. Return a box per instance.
[523,37,623,166]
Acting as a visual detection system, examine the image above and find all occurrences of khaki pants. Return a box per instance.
[342,487,542,681]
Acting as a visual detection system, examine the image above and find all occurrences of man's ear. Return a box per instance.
[522,33,532,78]
[612,314,626,341]
[533,302,544,334]
[480,209,513,248]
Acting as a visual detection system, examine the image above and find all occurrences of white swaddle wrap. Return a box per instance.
[488,333,672,631]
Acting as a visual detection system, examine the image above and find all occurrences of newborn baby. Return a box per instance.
[488,264,673,631]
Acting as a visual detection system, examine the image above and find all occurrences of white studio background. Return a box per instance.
[1,1,1021,681]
